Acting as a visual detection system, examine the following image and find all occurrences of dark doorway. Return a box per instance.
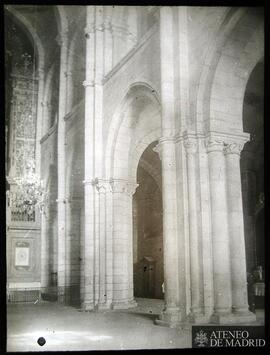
[241,60,264,311]
[133,141,164,299]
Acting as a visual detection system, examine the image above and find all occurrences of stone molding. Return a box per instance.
[56,198,66,204]
[159,136,176,145]
[110,178,138,196]
[153,136,176,160]
[83,78,105,87]
[83,178,138,195]
[82,80,95,88]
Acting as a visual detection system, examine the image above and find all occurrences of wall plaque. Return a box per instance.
[15,247,30,266]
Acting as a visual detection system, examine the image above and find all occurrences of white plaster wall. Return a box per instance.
[103,27,161,157]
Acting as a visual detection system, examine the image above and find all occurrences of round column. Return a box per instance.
[224,142,256,322]
[65,71,74,114]
[111,179,138,309]
[81,7,96,311]
[155,138,182,327]
[206,137,232,322]
[65,196,72,305]
[183,135,203,319]
[56,28,69,303]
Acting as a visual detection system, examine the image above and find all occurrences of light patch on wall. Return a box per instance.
[15,247,30,266]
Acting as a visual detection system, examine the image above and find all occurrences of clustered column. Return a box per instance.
[207,134,256,323]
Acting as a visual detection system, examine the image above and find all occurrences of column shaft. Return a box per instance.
[38,68,48,294]
[57,30,68,302]
[225,143,255,321]
[65,198,71,303]
[65,71,74,113]
[160,7,175,136]
[155,139,181,326]
[82,6,95,310]
[112,180,137,309]
[40,210,49,292]
[156,6,181,327]
[184,137,202,316]
[105,188,113,306]
[104,16,113,74]
[207,140,232,317]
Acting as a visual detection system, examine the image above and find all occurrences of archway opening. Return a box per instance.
[133,141,164,300]
[241,60,264,312]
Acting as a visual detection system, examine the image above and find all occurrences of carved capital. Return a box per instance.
[111,179,138,196]
[83,80,95,88]
[104,20,112,32]
[224,142,244,156]
[84,23,105,38]
[84,24,95,38]
[94,178,112,193]
[205,138,225,153]
[183,137,198,155]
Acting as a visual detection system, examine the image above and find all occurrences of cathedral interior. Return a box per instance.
[5,5,264,351]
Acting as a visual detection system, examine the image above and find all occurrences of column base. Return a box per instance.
[155,307,182,328]
[188,312,209,324]
[80,301,95,311]
[232,309,257,323]
[211,310,256,324]
[97,302,112,311]
[57,287,65,304]
[112,299,137,310]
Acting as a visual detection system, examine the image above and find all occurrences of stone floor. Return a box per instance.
[7,298,265,352]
